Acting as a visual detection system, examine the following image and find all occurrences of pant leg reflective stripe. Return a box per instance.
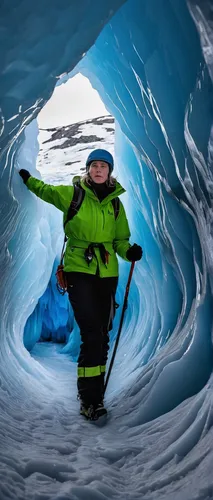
[78,366,102,378]
[100,365,106,373]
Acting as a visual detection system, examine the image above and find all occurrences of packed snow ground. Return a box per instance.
[2,340,212,500]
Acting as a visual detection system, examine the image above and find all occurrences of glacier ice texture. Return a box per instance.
[1,0,213,499]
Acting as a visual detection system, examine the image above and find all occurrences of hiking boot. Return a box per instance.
[80,401,107,420]
[94,402,107,419]
[80,402,95,420]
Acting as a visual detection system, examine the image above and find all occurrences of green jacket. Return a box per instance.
[26,176,131,277]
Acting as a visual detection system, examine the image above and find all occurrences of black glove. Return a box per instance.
[19,169,31,184]
[126,243,143,262]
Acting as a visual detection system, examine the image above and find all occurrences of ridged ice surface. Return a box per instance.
[1,1,213,499]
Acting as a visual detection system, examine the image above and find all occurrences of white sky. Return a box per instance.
[38,73,109,128]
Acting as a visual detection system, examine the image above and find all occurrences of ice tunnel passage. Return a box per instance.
[1,0,213,499]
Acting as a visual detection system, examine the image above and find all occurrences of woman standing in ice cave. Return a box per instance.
[19,149,142,420]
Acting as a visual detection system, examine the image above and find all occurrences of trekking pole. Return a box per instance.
[104,261,136,394]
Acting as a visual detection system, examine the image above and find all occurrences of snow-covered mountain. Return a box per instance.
[37,115,115,184]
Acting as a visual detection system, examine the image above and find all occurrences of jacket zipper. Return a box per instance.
[102,209,105,230]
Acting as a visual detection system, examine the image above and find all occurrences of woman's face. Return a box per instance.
[89,160,110,184]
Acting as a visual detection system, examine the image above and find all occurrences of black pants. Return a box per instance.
[66,272,118,407]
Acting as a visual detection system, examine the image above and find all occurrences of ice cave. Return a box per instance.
[1,1,213,499]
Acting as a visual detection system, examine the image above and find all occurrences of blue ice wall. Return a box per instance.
[1,0,213,498]
[0,0,126,372]
[23,259,73,350]
[76,0,213,406]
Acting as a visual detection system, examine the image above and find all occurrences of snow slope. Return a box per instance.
[37,115,115,183]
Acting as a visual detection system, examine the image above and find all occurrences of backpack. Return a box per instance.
[64,182,120,229]
[56,182,120,294]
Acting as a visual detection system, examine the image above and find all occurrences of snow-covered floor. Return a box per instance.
[1,341,211,500]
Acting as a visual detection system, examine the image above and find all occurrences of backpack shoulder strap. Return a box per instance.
[111,197,120,220]
[64,183,85,229]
